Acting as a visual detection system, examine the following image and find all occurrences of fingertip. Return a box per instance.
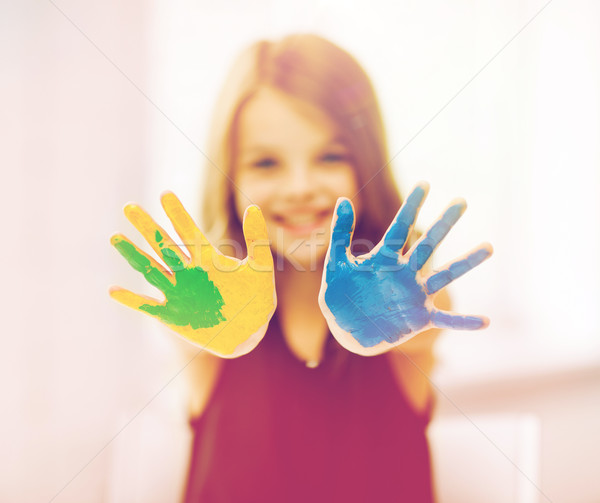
[108,287,149,310]
[334,196,351,212]
[244,204,262,219]
[334,198,355,228]
[108,286,127,302]
[124,203,144,223]
[110,234,123,246]
[243,205,269,244]
[471,243,493,262]
[442,198,466,223]
[111,234,134,255]
[475,243,493,264]
[479,316,490,329]
[123,202,138,214]
[451,197,467,212]
[243,205,266,228]
[160,191,178,209]
[413,181,430,199]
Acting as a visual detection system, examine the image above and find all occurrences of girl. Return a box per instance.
[112,33,491,502]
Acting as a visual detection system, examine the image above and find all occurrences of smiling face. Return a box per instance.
[233,86,361,270]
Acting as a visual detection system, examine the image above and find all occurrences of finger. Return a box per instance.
[425,242,493,294]
[328,198,354,265]
[243,205,273,270]
[408,199,466,272]
[161,191,213,266]
[111,234,174,292]
[124,203,189,272]
[431,309,489,330]
[383,182,429,252]
[109,285,162,311]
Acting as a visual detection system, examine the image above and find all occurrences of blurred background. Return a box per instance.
[2,0,599,501]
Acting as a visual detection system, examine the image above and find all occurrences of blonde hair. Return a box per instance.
[201,33,402,256]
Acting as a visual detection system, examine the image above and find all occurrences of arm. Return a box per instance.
[386,288,450,416]
[175,344,224,418]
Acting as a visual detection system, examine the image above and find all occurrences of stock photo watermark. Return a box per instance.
[154,226,422,274]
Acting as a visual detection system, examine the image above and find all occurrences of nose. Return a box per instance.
[282,162,315,201]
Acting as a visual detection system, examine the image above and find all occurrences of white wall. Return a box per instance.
[0,1,179,502]
[431,365,600,502]
[2,1,599,502]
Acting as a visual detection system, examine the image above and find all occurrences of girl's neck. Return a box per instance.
[275,261,322,298]
[275,261,329,367]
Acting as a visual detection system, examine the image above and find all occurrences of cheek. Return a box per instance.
[343,174,360,200]
[331,165,359,193]
[233,173,274,220]
[325,167,362,211]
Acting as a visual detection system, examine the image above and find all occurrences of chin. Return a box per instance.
[273,235,329,272]
[266,224,329,271]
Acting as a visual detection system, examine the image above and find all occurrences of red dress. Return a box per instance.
[183,312,435,502]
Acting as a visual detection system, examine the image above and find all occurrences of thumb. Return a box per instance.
[243,205,273,271]
[328,198,354,265]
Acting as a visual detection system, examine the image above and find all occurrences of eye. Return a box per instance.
[252,157,278,169]
[320,152,348,163]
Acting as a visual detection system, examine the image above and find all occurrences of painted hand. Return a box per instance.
[318,182,492,356]
[110,192,276,358]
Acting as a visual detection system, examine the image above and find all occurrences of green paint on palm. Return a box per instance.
[113,233,226,329]
[140,267,226,329]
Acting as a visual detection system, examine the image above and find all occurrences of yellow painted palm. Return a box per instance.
[110,192,276,358]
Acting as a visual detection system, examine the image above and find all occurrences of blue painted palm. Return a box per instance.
[318,182,492,356]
